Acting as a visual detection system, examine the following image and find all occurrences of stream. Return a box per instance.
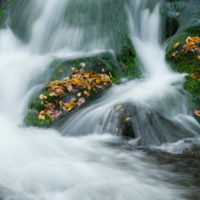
[0,0,199,199]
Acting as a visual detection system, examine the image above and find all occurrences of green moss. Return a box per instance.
[184,76,200,110]
[166,26,200,112]
[24,111,53,127]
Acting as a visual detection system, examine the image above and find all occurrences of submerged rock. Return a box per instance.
[101,102,194,145]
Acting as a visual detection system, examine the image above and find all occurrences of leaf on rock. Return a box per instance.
[39,94,47,100]
[125,117,131,122]
[172,51,178,57]
[58,67,64,73]
[36,68,112,121]
[173,42,180,49]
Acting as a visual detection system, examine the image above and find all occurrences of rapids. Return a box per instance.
[0,0,199,200]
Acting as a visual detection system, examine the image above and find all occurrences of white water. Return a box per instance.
[0,0,199,199]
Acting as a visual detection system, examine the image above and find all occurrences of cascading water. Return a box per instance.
[0,0,199,200]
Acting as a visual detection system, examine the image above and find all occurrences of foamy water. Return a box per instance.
[0,0,199,199]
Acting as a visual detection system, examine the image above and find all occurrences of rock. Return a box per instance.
[165,0,200,119]
[102,102,194,145]
[166,31,200,115]
[25,50,140,127]
[160,0,200,40]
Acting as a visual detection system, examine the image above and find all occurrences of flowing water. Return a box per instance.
[0,0,200,199]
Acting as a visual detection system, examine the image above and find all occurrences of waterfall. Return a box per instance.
[0,0,199,199]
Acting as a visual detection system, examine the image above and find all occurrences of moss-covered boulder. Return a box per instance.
[163,0,200,121]
[166,28,200,121]
[25,50,140,127]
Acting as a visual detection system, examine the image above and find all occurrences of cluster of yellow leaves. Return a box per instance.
[172,37,200,119]
[182,36,200,54]
[172,36,200,58]
[38,68,112,121]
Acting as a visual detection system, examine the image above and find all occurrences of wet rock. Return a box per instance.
[102,102,194,145]
[25,51,140,127]
[161,0,200,40]
[147,140,200,199]
[165,0,200,117]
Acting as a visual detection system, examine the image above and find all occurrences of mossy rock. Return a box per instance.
[160,0,183,40]
[166,26,200,120]
[0,0,10,28]
[160,0,200,41]
[25,49,140,127]
[6,0,135,54]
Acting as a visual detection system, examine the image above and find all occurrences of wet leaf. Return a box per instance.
[38,114,45,120]
[116,105,122,111]
[49,92,58,97]
[84,91,90,97]
[173,42,180,49]
[172,51,178,57]
[39,94,47,100]
[77,97,85,106]
[77,92,82,97]
[58,67,64,73]
[59,101,63,109]
[125,117,131,122]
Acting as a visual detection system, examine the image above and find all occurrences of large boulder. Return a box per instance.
[165,0,200,121]
[25,50,140,127]
[101,102,194,145]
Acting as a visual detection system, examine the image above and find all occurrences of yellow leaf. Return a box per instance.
[172,51,178,57]
[59,101,63,109]
[77,92,82,97]
[38,114,45,120]
[125,117,131,122]
[116,105,122,111]
[39,94,47,100]
[84,91,90,97]
[173,42,180,49]
[49,92,58,97]
[88,85,91,90]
